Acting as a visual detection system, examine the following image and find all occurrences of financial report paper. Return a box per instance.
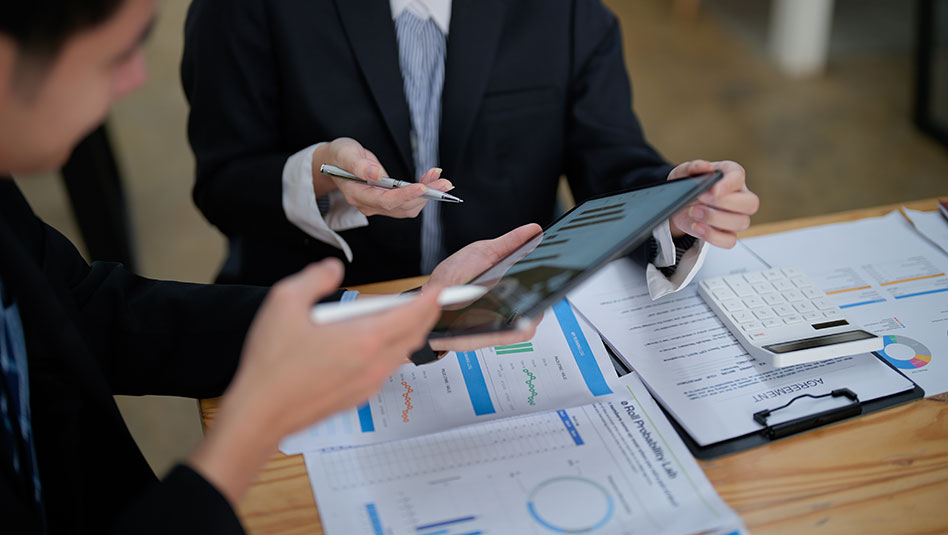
[303,372,745,535]
[281,300,622,453]
[568,247,914,447]
[743,210,948,396]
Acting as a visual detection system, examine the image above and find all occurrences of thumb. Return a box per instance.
[488,223,543,260]
[282,258,345,305]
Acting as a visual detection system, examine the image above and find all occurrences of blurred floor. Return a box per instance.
[13,0,948,478]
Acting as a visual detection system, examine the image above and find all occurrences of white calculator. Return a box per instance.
[697,267,883,367]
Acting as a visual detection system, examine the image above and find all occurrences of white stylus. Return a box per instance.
[310,285,489,324]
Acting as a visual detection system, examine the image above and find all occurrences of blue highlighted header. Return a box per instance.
[553,300,613,396]
[457,352,496,416]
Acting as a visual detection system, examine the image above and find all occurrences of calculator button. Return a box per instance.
[762,269,783,281]
[752,282,774,294]
[713,289,737,301]
[791,277,811,288]
[793,301,816,314]
[824,309,843,319]
[762,293,785,306]
[731,310,754,323]
[781,268,802,277]
[743,272,766,283]
[803,312,823,321]
[749,331,768,340]
[812,298,835,310]
[727,280,756,297]
[762,318,783,329]
[772,279,795,292]
[800,287,824,299]
[783,315,803,325]
[704,278,727,290]
[753,308,776,320]
[782,290,805,302]
[741,320,763,332]
[743,296,764,308]
[721,299,745,312]
[772,304,795,316]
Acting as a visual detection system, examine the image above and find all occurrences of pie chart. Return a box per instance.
[878,335,932,369]
[526,476,614,533]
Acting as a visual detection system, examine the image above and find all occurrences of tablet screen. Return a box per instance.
[430,171,722,337]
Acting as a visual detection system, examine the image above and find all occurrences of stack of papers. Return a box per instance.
[568,247,916,447]
[289,300,745,534]
[304,372,745,535]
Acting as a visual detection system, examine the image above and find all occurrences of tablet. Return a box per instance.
[429,170,724,338]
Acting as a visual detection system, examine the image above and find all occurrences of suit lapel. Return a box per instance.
[440,0,508,174]
[333,0,414,173]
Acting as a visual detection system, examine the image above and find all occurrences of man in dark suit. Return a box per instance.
[183,0,759,288]
[0,0,535,531]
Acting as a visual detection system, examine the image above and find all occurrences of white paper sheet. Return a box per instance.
[568,246,915,447]
[281,300,623,453]
[903,207,948,257]
[303,372,746,535]
[743,210,948,396]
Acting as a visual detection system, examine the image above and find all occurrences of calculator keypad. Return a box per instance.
[701,268,843,340]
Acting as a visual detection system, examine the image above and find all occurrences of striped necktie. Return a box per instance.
[395,10,447,274]
[0,278,46,531]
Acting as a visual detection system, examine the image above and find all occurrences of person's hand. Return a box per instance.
[667,160,759,248]
[190,259,441,504]
[424,224,543,352]
[312,137,453,218]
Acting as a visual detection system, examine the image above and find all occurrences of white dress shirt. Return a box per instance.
[280,0,705,298]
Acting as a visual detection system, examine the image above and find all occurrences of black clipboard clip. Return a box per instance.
[753,388,862,439]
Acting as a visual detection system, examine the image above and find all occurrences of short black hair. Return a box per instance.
[0,0,126,60]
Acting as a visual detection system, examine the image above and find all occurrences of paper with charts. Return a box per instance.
[280,300,622,453]
[567,246,915,447]
[303,372,746,535]
[743,210,948,397]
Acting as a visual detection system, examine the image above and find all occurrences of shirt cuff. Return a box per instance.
[645,221,709,300]
[282,143,368,262]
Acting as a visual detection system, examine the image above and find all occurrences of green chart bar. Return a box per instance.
[495,342,534,355]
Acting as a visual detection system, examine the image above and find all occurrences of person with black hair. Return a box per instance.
[0,0,536,532]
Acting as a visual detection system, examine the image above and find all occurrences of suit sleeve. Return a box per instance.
[110,465,245,535]
[564,0,675,200]
[182,0,303,242]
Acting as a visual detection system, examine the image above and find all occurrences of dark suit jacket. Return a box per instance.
[0,178,268,534]
[182,0,673,286]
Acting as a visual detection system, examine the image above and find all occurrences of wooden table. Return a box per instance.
[200,198,948,534]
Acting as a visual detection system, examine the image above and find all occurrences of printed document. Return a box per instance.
[743,210,948,396]
[568,246,915,447]
[903,207,948,257]
[303,372,746,535]
[281,300,622,453]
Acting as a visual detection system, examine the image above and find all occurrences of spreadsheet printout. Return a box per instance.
[303,372,745,535]
[281,299,623,453]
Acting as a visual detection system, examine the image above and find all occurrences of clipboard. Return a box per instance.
[608,348,925,460]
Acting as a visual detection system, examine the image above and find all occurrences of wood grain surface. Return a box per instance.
[200,198,948,534]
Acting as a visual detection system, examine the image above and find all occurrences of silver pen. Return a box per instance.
[320,164,463,203]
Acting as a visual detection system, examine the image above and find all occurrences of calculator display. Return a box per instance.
[763,330,877,354]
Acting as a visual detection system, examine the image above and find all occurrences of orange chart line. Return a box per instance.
[880,273,945,286]
[826,285,871,295]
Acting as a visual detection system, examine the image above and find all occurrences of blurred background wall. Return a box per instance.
[13,0,948,476]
